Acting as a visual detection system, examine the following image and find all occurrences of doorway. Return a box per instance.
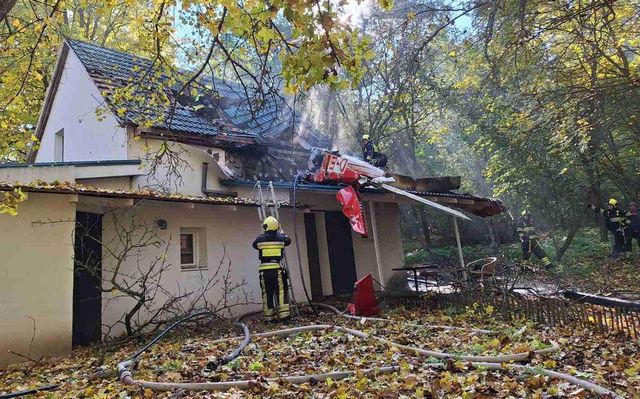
[304,213,323,299]
[73,212,103,346]
[324,211,357,296]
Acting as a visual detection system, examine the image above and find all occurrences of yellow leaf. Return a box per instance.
[355,377,368,390]
[378,0,393,10]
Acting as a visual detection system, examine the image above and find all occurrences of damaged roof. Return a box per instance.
[63,39,330,149]
[221,179,506,217]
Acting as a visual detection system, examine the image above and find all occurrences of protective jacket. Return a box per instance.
[252,230,292,321]
[362,141,376,163]
[253,231,291,267]
[592,205,631,258]
[516,217,553,268]
[362,141,388,168]
[594,206,629,232]
[516,218,538,241]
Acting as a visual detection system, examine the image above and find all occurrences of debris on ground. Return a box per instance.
[1,304,638,398]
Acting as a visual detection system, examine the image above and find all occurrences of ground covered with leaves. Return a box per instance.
[2,303,639,398]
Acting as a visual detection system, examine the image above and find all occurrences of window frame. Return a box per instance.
[54,129,64,162]
[180,231,198,269]
[180,228,207,270]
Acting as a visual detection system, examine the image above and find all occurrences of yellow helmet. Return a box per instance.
[262,216,279,232]
[361,134,370,140]
[521,209,530,217]
[608,198,618,206]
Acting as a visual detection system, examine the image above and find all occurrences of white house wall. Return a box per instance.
[0,193,77,368]
[231,186,406,292]
[127,137,223,196]
[35,49,127,163]
[100,201,310,337]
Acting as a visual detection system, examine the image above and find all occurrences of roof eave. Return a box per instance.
[135,127,262,150]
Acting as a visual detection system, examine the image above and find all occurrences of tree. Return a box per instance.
[0,0,380,161]
[74,206,251,337]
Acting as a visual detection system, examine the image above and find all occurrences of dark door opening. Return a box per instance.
[324,211,357,296]
[304,213,323,299]
[73,212,103,346]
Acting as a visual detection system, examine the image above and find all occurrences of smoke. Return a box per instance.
[298,86,360,154]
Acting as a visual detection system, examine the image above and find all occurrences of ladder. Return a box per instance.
[254,181,299,316]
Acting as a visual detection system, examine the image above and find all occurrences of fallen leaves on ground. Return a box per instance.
[1,305,637,398]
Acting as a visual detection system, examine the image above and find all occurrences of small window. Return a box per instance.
[54,129,64,162]
[180,228,207,270]
[180,233,196,265]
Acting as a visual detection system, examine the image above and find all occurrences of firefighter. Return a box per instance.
[253,216,291,322]
[517,210,555,269]
[361,135,388,169]
[590,199,631,259]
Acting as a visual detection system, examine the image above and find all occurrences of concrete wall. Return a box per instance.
[100,201,310,337]
[0,165,75,184]
[0,193,77,368]
[35,50,128,163]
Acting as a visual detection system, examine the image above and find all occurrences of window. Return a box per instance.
[180,233,196,266]
[54,129,64,162]
[180,228,207,270]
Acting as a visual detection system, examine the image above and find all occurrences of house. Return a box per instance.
[0,39,505,368]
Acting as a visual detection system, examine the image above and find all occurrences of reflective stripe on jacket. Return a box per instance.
[253,230,291,263]
[594,207,630,231]
[517,219,538,240]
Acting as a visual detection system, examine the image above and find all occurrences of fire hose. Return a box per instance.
[114,303,623,398]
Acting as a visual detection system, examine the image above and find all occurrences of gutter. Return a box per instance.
[0,160,142,168]
[202,163,237,198]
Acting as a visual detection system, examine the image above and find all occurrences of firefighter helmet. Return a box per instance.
[521,209,530,217]
[262,216,279,232]
[361,134,370,140]
[608,198,618,206]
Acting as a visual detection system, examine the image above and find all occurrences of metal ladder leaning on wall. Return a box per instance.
[253,181,299,317]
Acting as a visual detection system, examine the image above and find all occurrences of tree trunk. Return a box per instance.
[555,213,585,261]
[486,219,498,252]
[418,206,432,249]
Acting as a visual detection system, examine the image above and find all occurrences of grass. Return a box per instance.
[404,228,631,279]
[403,240,520,266]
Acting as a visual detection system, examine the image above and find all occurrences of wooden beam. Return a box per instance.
[452,216,467,281]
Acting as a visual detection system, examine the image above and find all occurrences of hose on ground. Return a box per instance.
[311,302,496,334]
[205,322,250,371]
[291,172,318,315]
[118,309,250,379]
[122,365,400,391]
[205,323,558,363]
[120,322,621,398]
[0,384,60,399]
